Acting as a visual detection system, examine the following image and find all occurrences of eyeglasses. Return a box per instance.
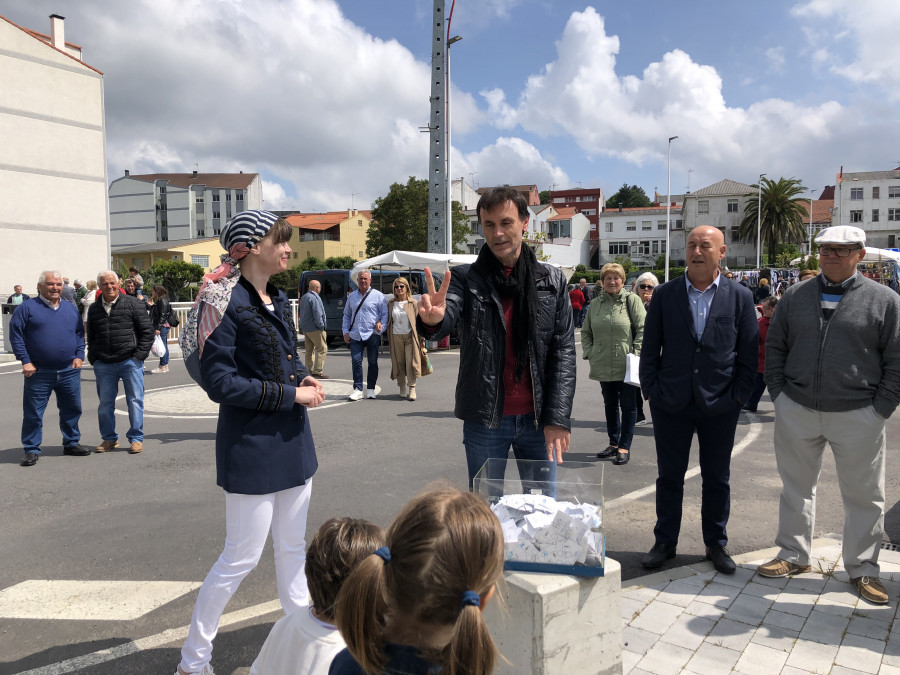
[638,284,655,290]
[393,285,405,290]
[819,245,861,258]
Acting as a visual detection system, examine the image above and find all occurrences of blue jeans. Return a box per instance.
[580,304,590,327]
[463,414,557,498]
[600,380,638,450]
[94,359,145,443]
[349,333,380,391]
[22,365,82,454]
[158,325,170,367]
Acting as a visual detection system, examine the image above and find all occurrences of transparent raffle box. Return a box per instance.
[474,459,605,577]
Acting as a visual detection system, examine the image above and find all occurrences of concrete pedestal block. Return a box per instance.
[484,557,622,675]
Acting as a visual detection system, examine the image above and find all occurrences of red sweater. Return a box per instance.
[568,288,585,311]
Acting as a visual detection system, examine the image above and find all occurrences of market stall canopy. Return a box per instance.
[861,247,900,264]
[351,250,575,283]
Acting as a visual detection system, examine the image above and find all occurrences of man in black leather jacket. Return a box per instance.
[418,187,576,491]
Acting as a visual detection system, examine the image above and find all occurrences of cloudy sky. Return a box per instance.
[7,0,900,210]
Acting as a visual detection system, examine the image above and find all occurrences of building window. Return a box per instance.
[132,258,144,268]
[673,219,683,230]
[212,192,220,202]
[652,241,659,254]
[195,193,204,203]
[850,188,863,200]
[236,190,243,201]
[196,220,205,237]
[582,209,596,216]
[553,197,565,203]
[727,199,739,213]
[358,219,363,225]
[213,208,220,219]
[632,241,650,255]
[641,221,652,231]
[873,209,879,222]
[657,220,666,230]
[850,210,863,223]
[293,252,298,259]
[889,187,900,198]
[359,250,363,257]
[873,187,880,199]
[626,222,636,231]
[888,208,900,221]
[550,220,571,238]
[608,241,628,255]
[731,226,741,243]
[605,222,613,232]
[698,200,709,214]
[213,218,221,235]
[191,255,209,267]
[225,192,231,201]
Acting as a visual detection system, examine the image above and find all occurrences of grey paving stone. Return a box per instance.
[830,665,875,675]
[622,596,648,622]
[740,580,781,601]
[629,600,684,635]
[750,623,799,651]
[683,641,740,675]
[773,585,818,617]
[705,617,754,652]
[723,593,773,627]
[622,648,642,674]
[846,612,890,640]
[623,586,661,605]
[694,580,742,608]
[622,624,659,656]
[784,637,838,673]
[763,607,807,632]
[749,573,790,590]
[786,573,829,593]
[710,566,756,589]
[878,664,900,675]
[798,607,851,645]
[682,598,726,621]
[851,600,895,624]
[635,640,694,675]
[834,632,886,674]
[733,641,790,675]
[654,578,703,608]
[657,612,716,651]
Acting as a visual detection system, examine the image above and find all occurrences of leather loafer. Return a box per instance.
[642,542,676,569]
[613,450,630,465]
[21,452,39,467]
[597,445,618,460]
[63,444,93,456]
[706,545,736,574]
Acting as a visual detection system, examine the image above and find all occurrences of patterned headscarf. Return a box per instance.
[181,210,280,387]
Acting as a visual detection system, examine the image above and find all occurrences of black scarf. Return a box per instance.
[472,242,538,381]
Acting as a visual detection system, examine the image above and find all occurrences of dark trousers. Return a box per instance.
[744,372,766,411]
[599,381,638,450]
[649,399,740,548]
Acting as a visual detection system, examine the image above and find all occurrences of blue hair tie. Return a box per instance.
[374,546,391,563]
[461,590,481,608]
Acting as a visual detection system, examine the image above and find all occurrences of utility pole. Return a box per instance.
[426,0,448,254]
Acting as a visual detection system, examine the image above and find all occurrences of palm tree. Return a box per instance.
[739,177,809,262]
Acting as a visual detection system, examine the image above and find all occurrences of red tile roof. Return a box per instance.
[0,14,103,75]
[548,207,577,220]
[285,212,365,231]
[799,199,834,225]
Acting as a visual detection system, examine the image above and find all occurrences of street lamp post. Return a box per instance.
[665,136,678,282]
[756,173,766,269]
[808,189,815,257]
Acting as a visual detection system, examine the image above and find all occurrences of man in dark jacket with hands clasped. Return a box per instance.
[87,270,154,455]
[417,187,576,493]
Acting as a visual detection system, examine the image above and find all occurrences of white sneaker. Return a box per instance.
[151,367,167,374]
[366,389,377,399]
[348,389,364,401]
[174,665,214,675]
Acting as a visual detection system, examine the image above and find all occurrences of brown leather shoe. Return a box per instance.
[96,440,118,453]
[129,441,143,454]
[314,373,329,379]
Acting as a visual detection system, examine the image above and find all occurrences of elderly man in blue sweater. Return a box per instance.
[9,271,92,466]
[760,226,900,605]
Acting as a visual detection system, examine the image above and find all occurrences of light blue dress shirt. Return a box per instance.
[685,272,721,340]
[342,288,388,341]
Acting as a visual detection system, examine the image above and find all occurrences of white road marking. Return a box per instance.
[0,580,201,621]
[13,600,282,675]
[605,411,763,510]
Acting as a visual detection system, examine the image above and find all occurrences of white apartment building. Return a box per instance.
[451,177,480,211]
[596,206,685,269]
[1,14,109,294]
[108,171,263,250]
[832,169,900,249]
[682,179,756,267]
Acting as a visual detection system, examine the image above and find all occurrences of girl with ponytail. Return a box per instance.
[330,486,504,675]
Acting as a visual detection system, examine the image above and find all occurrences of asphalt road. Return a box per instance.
[1,334,899,674]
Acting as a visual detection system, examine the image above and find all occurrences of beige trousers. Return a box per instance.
[393,332,417,389]
[773,393,885,578]
[303,330,327,376]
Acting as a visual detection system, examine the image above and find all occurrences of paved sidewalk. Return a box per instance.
[621,536,900,674]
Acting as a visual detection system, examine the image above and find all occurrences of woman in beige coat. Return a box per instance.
[387,277,423,401]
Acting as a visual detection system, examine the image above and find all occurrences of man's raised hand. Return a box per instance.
[418,267,451,326]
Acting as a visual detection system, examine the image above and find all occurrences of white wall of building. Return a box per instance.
[595,209,685,268]
[0,16,109,294]
[833,172,900,249]
[540,212,592,267]
[682,181,756,267]
[451,178,480,211]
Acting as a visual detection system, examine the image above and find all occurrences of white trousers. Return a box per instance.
[179,480,312,672]
[773,394,885,579]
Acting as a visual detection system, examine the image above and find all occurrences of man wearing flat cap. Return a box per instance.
[759,225,900,604]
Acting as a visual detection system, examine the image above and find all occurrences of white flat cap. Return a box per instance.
[815,225,866,246]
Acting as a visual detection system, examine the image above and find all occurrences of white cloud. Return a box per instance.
[765,46,785,73]
[454,137,569,191]
[479,7,875,190]
[792,0,900,96]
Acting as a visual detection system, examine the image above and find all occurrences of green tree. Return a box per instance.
[614,255,635,276]
[145,259,204,301]
[367,176,470,256]
[270,256,328,298]
[539,189,551,204]
[605,183,652,209]
[738,177,808,261]
[324,256,357,269]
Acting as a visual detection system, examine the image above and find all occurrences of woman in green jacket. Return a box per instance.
[581,263,646,465]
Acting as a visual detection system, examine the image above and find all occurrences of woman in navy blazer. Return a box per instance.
[177,212,325,675]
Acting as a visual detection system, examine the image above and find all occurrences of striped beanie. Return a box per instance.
[204,210,280,284]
